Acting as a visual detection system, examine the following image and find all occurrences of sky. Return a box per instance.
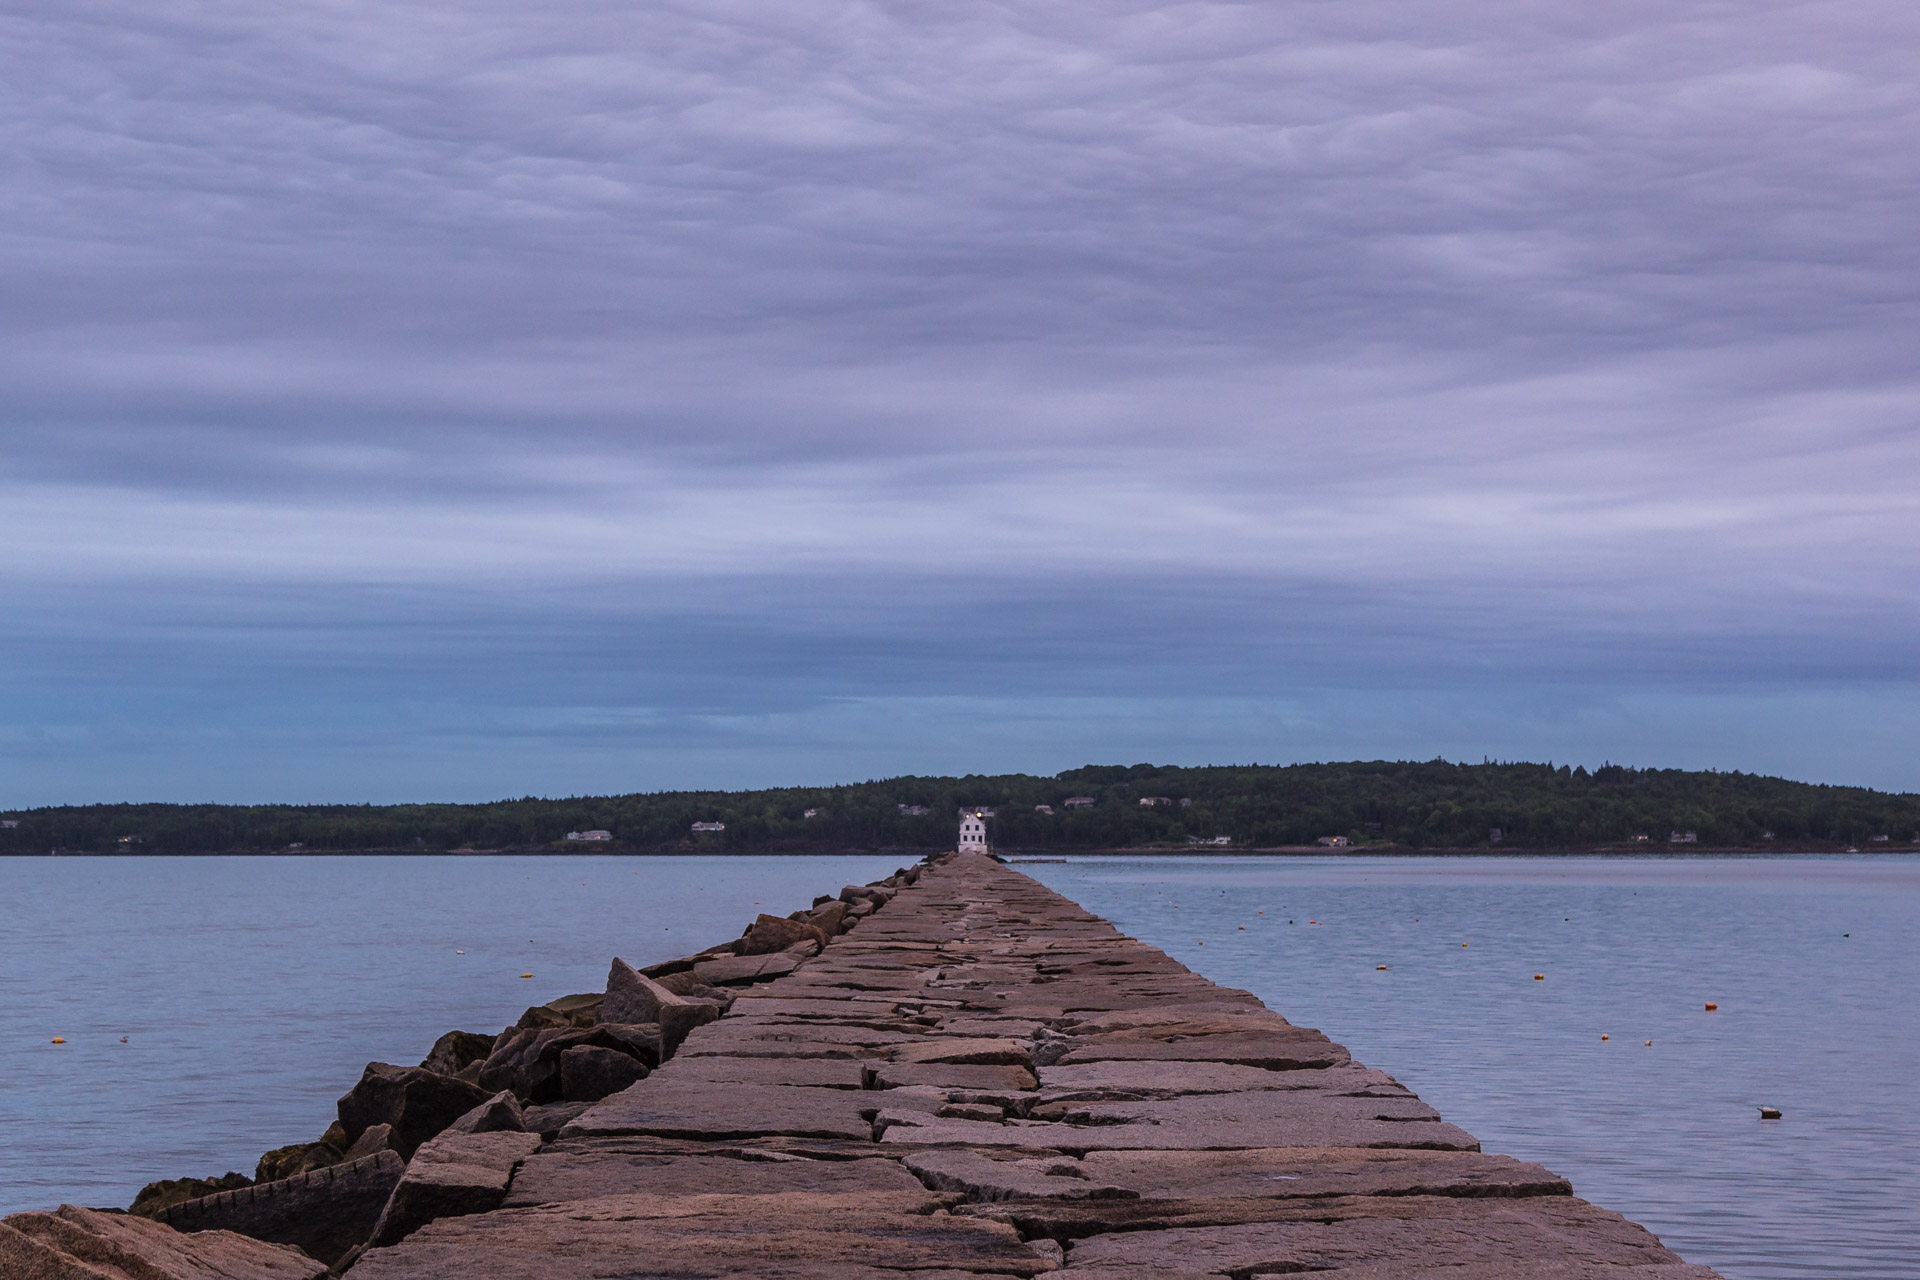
[4,0,1919,805]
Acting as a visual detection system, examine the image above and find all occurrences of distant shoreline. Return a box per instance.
[7,844,1913,858]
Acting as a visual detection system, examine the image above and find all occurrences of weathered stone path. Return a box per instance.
[346,851,1721,1279]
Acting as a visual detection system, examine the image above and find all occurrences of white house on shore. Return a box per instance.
[691,821,726,833]
[566,830,612,842]
[959,811,989,852]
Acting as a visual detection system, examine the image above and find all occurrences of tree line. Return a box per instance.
[4,760,1917,854]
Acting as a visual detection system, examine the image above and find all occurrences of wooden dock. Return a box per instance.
[349,851,1722,1279]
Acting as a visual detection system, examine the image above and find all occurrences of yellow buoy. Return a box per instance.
[1704,1002,1718,1011]
[521,973,533,979]
[50,1037,65,1044]
[1534,973,1544,981]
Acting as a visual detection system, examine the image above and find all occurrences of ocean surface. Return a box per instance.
[3,853,1914,1279]
[1021,855,1919,1280]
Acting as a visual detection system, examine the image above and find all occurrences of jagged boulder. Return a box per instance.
[734,913,829,956]
[367,1131,542,1247]
[560,1045,648,1102]
[420,1030,497,1076]
[476,1024,662,1101]
[603,957,721,1051]
[443,1090,527,1135]
[335,1063,493,1158]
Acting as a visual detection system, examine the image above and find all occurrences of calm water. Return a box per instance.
[2,855,1912,1279]
[0,854,905,1214]
[1022,855,1920,1280]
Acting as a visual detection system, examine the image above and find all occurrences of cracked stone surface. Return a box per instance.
[342,852,1720,1280]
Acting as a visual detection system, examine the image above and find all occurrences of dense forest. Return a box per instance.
[4,761,1918,854]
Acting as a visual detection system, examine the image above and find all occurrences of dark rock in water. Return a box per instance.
[513,1004,570,1032]
[341,1123,395,1162]
[149,1149,404,1269]
[1,1203,329,1280]
[419,1030,496,1077]
[544,993,605,1027]
[367,1132,541,1247]
[603,957,721,1052]
[807,900,852,935]
[560,1044,648,1102]
[593,1022,665,1065]
[477,1025,663,1102]
[653,969,734,1001]
[254,1140,339,1185]
[734,913,830,956]
[521,1100,595,1139]
[335,1063,493,1159]
[442,1090,527,1135]
[130,1172,253,1219]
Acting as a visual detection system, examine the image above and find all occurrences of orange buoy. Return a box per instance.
[1704,1002,1718,1011]
[521,973,533,979]
[1534,974,1544,981]
[120,1037,128,1043]
[1600,1033,1609,1040]
[1462,942,1468,947]
[1376,964,1389,971]
[50,1037,65,1044]
[1645,1040,1653,1046]
[1196,940,1204,946]
[1237,925,1245,930]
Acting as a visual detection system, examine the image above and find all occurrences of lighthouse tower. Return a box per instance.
[958,811,989,852]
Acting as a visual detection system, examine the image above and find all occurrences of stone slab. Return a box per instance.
[348,1191,1055,1279]
[0,1204,329,1280]
[1057,1195,1699,1274]
[506,1149,924,1207]
[564,1079,877,1141]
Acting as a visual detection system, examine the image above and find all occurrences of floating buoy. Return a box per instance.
[1601,1034,1609,1040]
[456,950,464,954]
[521,973,533,979]
[1534,974,1545,981]
[1462,943,1469,948]
[120,1037,128,1043]
[50,1037,65,1044]
[1376,964,1388,971]
[1237,925,1245,930]
[1704,1002,1718,1011]
[1759,1106,1782,1120]
[1257,910,1263,915]
[1196,940,1204,946]
[1645,1040,1653,1046]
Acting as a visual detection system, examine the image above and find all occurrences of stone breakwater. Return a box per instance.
[2,852,1724,1279]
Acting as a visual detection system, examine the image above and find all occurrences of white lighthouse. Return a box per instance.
[958,810,989,852]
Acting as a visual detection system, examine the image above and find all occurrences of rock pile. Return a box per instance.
[2,864,919,1277]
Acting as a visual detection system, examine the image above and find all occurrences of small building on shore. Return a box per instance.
[691,821,725,834]
[959,812,989,852]
[566,829,613,841]
[1317,835,1350,847]
[1063,796,1095,809]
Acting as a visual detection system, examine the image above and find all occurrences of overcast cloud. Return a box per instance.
[3,0,1918,802]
